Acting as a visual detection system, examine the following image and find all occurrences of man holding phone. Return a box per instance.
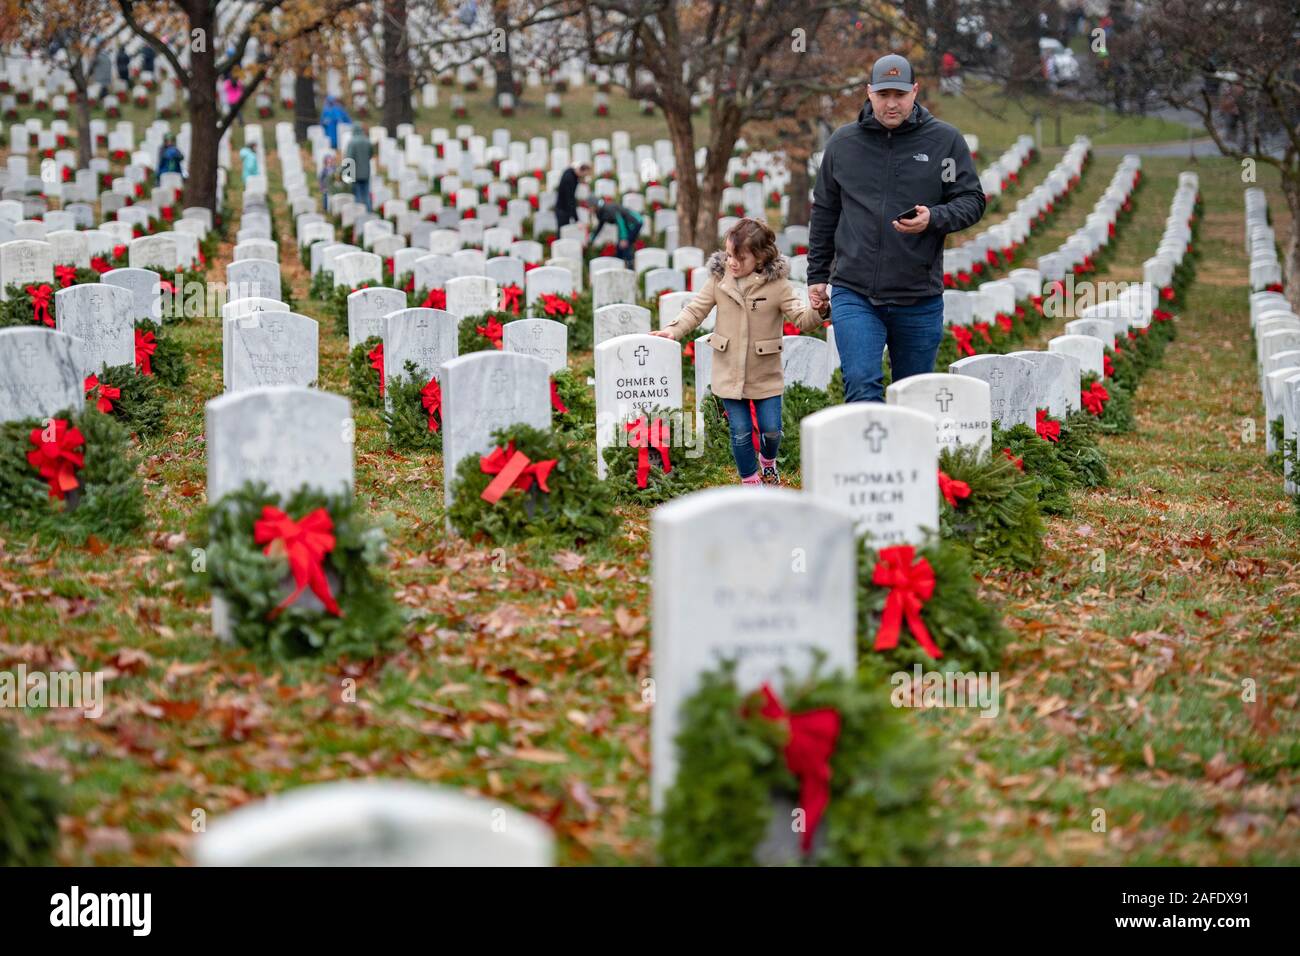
[808,54,986,403]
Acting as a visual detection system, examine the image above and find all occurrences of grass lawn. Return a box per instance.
[1,78,1297,866]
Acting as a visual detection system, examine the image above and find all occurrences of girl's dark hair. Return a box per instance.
[723,218,779,272]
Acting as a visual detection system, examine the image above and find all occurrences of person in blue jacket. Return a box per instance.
[156,133,185,184]
[321,96,351,149]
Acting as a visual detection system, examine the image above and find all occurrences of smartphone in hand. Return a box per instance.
[894,205,920,222]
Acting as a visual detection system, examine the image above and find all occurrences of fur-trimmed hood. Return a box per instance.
[706,249,790,282]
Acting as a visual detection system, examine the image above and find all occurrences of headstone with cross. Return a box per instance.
[1008,350,1080,417]
[440,350,552,527]
[347,286,407,350]
[593,304,651,347]
[382,308,460,414]
[227,311,319,393]
[54,283,134,377]
[0,326,86,423]
[886,372,992,453]
[949,354,1036,430]
[594,333,684,479]
[502,318,568,375]
[801,404,939,544]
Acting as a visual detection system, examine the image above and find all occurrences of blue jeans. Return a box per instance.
[720,396,782,478]
[830,286,945,403]
[353,179,372,212]
[616,220,642,265]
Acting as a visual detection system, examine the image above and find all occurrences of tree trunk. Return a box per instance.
[786,153,810,227]
[185,0,220,211]
[382,0,412,135]
[661,92,700,247]
[692,109,743,251]
[294,67,317,142]
[491,0,516,105]
[72,67,93,170]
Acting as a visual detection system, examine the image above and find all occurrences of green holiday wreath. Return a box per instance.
[310,268,335,301]
[0,406,144,544]
[382,360,444,452]
[347,335,384,409]
[937,442,1045,570]
[658,658,942,867]
[1054,411,1109,488]
[1267,418,1287,475]
[551,367,596,440]
[136,319,187,388]
[93,362,166,437]
[536,289,593,351]
[857,536,1010,673]
[152,267,209,323]
[827,366,845,405]
[994,422,1075,516]
[602,406,721,506]
[0,283,53,328]
[0,723,62,866]
[1080,372,1135,435]
[447,422,620,546]
[456,309,521,355]
[197,481,404,662]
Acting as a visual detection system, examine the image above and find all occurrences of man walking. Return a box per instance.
[808,54,985,403]
[555,162,591,228]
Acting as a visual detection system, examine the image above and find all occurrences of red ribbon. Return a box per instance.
[937,470,971,507]
[952,325,976,357]
[986,248,999,267]
[682,339,695,361]
[420,376,442,432]
[26,284,53,327]
[782,320,802,336]
[549,378,568,415]
[957,270,971,285]
[972,320,992,344]
[1082,381,1109,416]
[476,314,504,349]
[135,328,157,375]
[26,419,85,499]
[252,506,342,618]
[995,312,1013,334]
[500,283,523,315]
[421,287,446,310]
[368,341,385,397]
[625,416,672,488]
[84,374,120,414]
[872,545,942,660]
[54,264,77,288]
[1152,309,1173,323]
[112,244,127,260]
[479,441,556,503]
[90,256,112,274]
[1035,409,1060,442]
[1103,353,1115,378]
[541,293,573,317]
[1160,286,1175,302]
[942,273,954,289]
[758,684,841,855]
[1014,304,1026,319]
[1002,447,1024,472]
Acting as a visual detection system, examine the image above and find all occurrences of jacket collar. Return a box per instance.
[857,102,930,134]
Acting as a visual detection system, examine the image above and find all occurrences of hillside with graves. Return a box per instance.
[0,12,1297,871]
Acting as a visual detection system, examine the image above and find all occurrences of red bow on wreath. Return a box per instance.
[625,416,672,488]
[937,470,971,508]
[540,292,574,318]
[549,379,568,415]
[420,376,442,432]
[476,314,504,349]
[1160,286,1175,302]
[26,419,85,499]
[1103,353,1115,378]
[84,374,120,414]
[134,328,157,376]
[26,284,54,327]
[682,339,695,361]
[1152,309,1173,323]
[54,264,77,288]
[112,244,127,260]
[1001,447,1024,472]
[951,325,976,357]
[972,320,992,344]
[90,256,112,274]
[1082,381,1109,416]
[1035,408,1060,442]
[479,441,556,503]
[421,287,446,310]
[252,506,342,618]
[783,321,801,336]
[871,545,942,660]
[500,283,523,315]
[986,248,1000,267]
[757,684,841,855]
[995,312,1013,334]
[368,341,385,397]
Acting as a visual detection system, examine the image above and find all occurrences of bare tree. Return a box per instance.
[580,0,867,249]
[115,0,370,210]
[381,0,414,133]
[1140,0,1300,300]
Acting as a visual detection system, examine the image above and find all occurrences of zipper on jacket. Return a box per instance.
[873,130,893,294]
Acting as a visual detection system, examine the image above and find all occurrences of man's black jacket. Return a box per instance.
[807,102,985,300]
[555,167,579,224]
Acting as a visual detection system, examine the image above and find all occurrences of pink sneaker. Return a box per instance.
[741,472,763,487]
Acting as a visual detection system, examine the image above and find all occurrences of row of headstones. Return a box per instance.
[947,136,1091,278]
[1036,154,1142,284]
[977,133,1036,202]
[1249,192,1300,494]
[1246,187,1286,292]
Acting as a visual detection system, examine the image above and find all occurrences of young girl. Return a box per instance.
[653,218,828,485]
